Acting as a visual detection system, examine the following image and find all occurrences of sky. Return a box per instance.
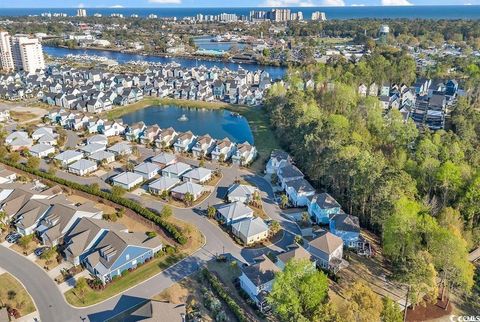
[1,0,479,8]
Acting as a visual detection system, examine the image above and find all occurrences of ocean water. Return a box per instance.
[1,6,480,20]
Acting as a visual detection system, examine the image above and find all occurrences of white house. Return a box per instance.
[181,167,212,184]
[29,144,55,158]
[134,162,160,180]
[216,201,254,226]
[88,150,116,164]
[162,162,192,179]
[265,150,291,174]
[111,172,144,190]
[211,138,235,162]
[285,178,315,207]
[148,177,180,195]
[307,230,345,272]
[54,150,84,167]
[68,159,98,176]
[227,184,258,204]
[232,142,257,166]
[151,152,177,168]
[170,182,204,201]
[239,255,280,312]
[232,217,269,245]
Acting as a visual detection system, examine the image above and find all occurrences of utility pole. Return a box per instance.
[403,285,410,322]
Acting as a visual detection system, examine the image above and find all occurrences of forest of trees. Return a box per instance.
[265,49,478,307]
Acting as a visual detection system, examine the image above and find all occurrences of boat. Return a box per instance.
[230,112,241,117]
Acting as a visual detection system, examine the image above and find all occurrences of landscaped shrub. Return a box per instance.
[201,269,247,322]
[0,158,187,245]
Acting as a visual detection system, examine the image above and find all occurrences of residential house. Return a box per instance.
[307,193,341,224]
[80,143,106,157]
[54,150,84,167]
[173,131,197,153]
[107,142,132,157]
[162,162,192,179]
[329,213,360,247]
[155,127,177,148]
[227,184,258,204]
[275,245,315,270]
[191,134,215,159]
[239,255,280,312]
[211,138,235,162]
[111,172,144,190]
[125,122,146,142]
[87,134,108,146]
[265,150,291,174]
[29,144,55,158]
[307,230,345,272]
[148,177,180,195]
[151,152,177,168]
[88,150,116,165]
[285,178,315,207]
[67,157,98,175]
[84,230,162,283]
[182,167,212,184]
[232,142,257,166]
[134,162,160,180]
[140,124,161,145]
[232,217,269,245]
[170,182,204,201]
[63,217,127,266]
[216,201,254,226]
[277,163,304,189]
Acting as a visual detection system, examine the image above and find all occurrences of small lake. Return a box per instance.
[121,105,254,144]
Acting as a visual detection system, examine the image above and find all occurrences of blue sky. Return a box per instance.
[1,0,479,7]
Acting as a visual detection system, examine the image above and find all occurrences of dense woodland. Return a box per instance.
[265,48,479,310]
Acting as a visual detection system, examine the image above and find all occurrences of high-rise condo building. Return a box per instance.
[77,9,87,17]
[0,32,45,73]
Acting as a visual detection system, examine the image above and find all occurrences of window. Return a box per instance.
[126,254,130,261]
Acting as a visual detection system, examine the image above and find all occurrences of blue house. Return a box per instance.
[307,193,341,224]
[84,230,163,284]
[329,213,360,248]
[445,79,458,96]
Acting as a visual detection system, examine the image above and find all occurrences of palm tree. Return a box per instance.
[270,220,281,235]
[280,193,289,209]
[207,206,216,219]
[184,192,194,206]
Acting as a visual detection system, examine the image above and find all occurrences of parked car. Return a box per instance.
[6,232,21,243]
[34,246,49,257]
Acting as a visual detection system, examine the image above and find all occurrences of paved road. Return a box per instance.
[2,155,298,322]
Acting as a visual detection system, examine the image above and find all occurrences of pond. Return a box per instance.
[193,36,246,52]
[121,105,254,144]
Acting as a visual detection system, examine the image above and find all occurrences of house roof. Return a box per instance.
[80,143,106,154]
[88,150,115,162]
[216,201,253,222]
[134,162,160,175]
[278,163,303,179]
[69,159,97,171]
[309,230,343,255]
[13,198,53,229]
[148,177,180,191]
[171,182,203,196]
[151,152,176,165]
[227,183,257,199]
[107,142,131,154]
[276,245,313,265]
[285,178,315,194]
[310,193,340,210]
[112,172,144,185]
[29,143,55,155]
[270,149,291,162]
[232,217,268,239]
[330,213,360,233]
[55,150,83,161]
[86,230,162,271]
[126,300,186,322]
[87,134,108,146]
[64,217,126,259]
[162,162,192,176]
[241,255,280,286]
[182,167,212,181]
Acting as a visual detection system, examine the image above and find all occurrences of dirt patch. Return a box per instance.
[67,194,116,215]
[154,283,189,304]
[406,297,453,322]
[116,214,155,233]
[0,273,36,317]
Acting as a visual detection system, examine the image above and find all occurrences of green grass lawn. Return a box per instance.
[64,253,185,307]
[0,273,36,317]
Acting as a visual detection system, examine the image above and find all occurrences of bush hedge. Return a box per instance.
[201,269,247,322]
[0,158,187,244]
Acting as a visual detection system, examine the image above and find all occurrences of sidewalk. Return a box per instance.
[57,270,90,293]
[47,261,73,278]
[13,311,40,322]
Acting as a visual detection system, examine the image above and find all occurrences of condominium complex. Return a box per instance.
[77,9,87,17]
[311,11,327,21]
[0,32,45,73]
